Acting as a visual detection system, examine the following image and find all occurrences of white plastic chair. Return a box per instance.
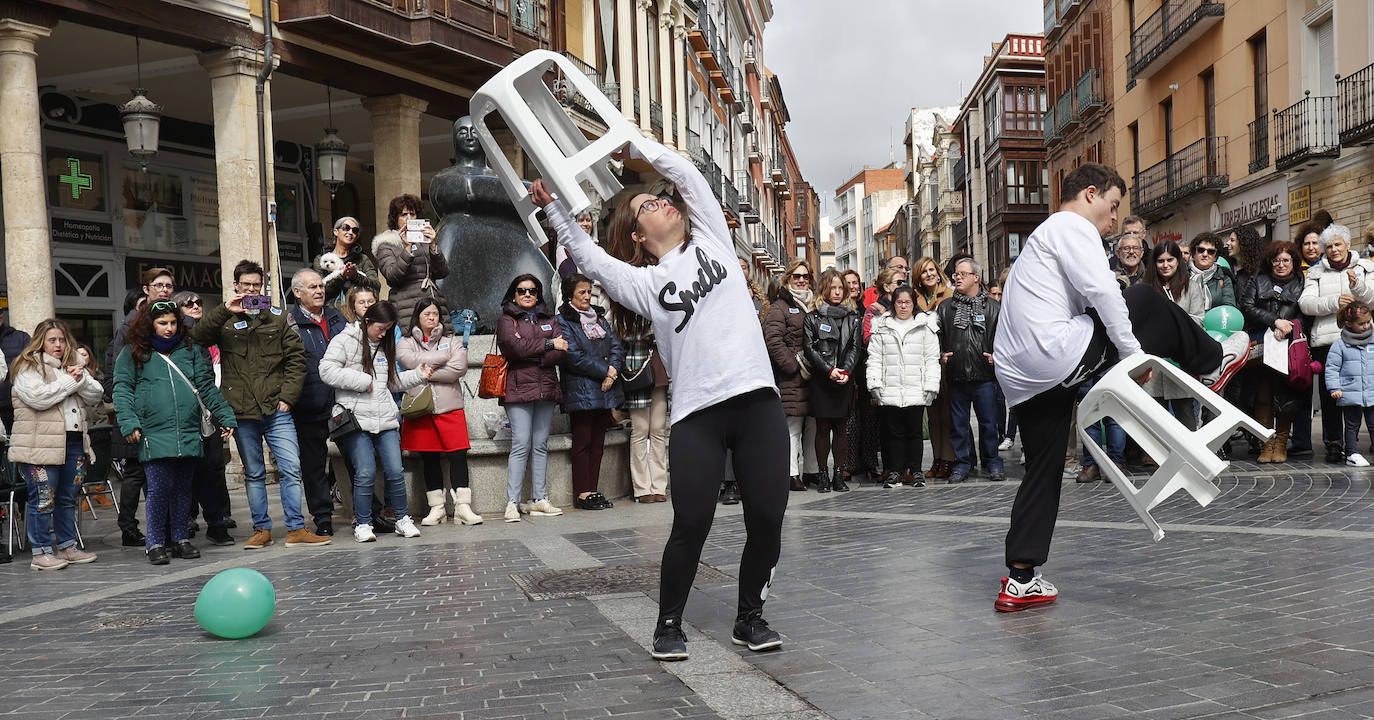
[469,49,657,247]
[1077,354,1273,542]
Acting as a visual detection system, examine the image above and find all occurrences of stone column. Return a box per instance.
[200,47,277,298]
[362,94,428,236]
[616,0,634,118]
[635,0,652,132]
[0,19,53,330]
[673,21,688,152]
[657,9,674,146]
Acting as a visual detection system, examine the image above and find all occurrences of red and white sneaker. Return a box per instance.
[995,572,1059,613]
[1201,332,1252,393]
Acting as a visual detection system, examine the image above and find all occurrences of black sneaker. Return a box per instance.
[223,516,238,529]
[170,540,200,559]
[719,482,741,505]
[121,530,146,547]
[731,610,782,652]
[651,617,688,661]
[146,545,170,566]
[205,528,235,546]
[315,522,334,537]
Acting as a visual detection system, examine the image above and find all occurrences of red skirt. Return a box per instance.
[400,409,472,452]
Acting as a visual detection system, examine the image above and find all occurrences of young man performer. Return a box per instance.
[992,163,1248,612]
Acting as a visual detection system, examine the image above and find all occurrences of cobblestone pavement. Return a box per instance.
[4,451,1374,719]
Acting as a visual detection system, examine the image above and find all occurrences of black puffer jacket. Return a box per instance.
[1240,272,1305,332]
[937,293,1000,383]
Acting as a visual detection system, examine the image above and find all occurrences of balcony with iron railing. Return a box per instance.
[1055,88,1076,133]
[1275,94,1340,172]
[1339,62,1374,146]
[553,52,602,118]
[723,178,740,214]
[1044,0,1060,37]
[1130,136,1228,220]
[1076,68,1103,117]
[736,170,755,212]
[717,56,740,104]
[1044,106,1059,146]
[688,10,717,55]
[687,129,707,171]
[771,150,784,183]
[650,100,663,129]
[1248,116,1269,174]
[748,141,762,165]
[1129,0,1224,80]
[739,94,755,134]
[706,162,723,199]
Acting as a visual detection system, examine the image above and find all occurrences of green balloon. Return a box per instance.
[195,568,276,639]
[1203,305,1244,334]
[1206,329,1230,343]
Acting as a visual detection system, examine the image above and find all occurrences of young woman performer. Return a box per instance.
[530,139,788,662]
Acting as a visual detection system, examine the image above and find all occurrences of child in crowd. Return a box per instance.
[1325,300,1374,467]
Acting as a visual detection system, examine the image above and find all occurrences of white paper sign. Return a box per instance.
[1263,331,1289,374]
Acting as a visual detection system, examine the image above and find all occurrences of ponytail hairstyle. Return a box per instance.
[359,300,400,386]
[1339,300,1373,330]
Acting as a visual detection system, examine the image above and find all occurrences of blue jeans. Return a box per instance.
[1077,382,1125,468]
[949,380,1003,474]
[507,401,556,503]
[233,409,305,531]
[21,434,84,555]
[339,428,407,526]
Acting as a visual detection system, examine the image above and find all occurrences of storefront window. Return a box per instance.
[46,147,106,213]
[121,164,220,256]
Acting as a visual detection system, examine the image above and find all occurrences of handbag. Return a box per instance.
[1287,319,1320,389]
[795,351,812,381]
[401,384,436,419]
[478,337,507,400]
[622,348,656,392]
[327,403,361,440]
[158,353,217,438]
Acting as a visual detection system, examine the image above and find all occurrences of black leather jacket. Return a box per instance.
[937,294,1001,383]
[802,302,860,378]
[1240,272,1304,332]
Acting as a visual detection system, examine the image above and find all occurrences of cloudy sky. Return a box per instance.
[763,0,1043,214]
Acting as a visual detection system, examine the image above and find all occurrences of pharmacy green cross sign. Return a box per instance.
[59,158,93,200]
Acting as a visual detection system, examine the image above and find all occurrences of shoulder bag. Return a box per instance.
[401,385,436,418]
[328,403,361,440]
[478,336,507,400]
[622,348,656,393]
[1287,319,1319,390]
[158,353,217,438]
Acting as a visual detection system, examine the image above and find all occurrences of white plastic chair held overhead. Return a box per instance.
[470,49,660,247]
[1076,353,1273,542]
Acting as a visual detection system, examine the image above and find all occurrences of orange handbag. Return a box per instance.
[478,338,507,399]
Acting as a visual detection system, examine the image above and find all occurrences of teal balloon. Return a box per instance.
[1203,305,1244,334]
[195,568,276,639]
[1206,329,1230,343]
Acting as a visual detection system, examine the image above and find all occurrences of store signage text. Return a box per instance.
[1290,186,1311,224]
[1213,193,1282,230]
[126,257,223,295]
[51,217,113,246]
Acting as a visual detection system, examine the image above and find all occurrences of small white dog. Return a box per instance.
[318,251,363,285]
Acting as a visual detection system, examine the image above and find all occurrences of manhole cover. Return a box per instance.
[511,562,732,601]
[94,614,168,629]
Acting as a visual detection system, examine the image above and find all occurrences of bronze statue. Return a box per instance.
[431,116,556,331]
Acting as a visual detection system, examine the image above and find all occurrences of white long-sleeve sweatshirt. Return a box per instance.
[993,210,1142,407]
[544,141,776,425]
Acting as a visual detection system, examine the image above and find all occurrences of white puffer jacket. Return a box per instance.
[866,311,942,408]
[1299,257,1374,348]
[319,322,425,434]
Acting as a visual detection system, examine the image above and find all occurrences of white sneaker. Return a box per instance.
[998,438,1014,451]
[1202,332,1251,393]
[529,498,563,516]
[353,524,376,543]
[394,515,421,537]
[504,501,522,523]
[1348,453,1370,467]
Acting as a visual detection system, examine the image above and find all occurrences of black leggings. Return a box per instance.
[660,388,789,621]
[420,450,470,492]
[813,417,847,473]
[878,405,925,474]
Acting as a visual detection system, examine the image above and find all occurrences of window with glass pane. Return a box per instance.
[1004,160,1047,207]
[1002,84,1046,135]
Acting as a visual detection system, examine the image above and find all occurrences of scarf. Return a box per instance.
[1329,254,1352,272]
[1343,327,1374,347]
[788,287,813,308]
[578,306,605,339]
[151,333,182,353]
[1193,260,1219,287]
[950,290,988,330]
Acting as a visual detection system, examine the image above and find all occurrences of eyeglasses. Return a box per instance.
[236,281,263,290]
[632,195,673,230]
[1119,246,1143,254]
[147,282,174,291]
[514,287,539,297]
[1194,247,1217,256]
[182,299,201,307]
[952,271,977,280]
[789,272,811,280]
[339,225,358,234]
[150,301,179,313]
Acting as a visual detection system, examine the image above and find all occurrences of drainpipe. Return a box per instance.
[256,1,276,300]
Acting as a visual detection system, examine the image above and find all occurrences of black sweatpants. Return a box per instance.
[191,435,228,530]
[295,411,335,528]
[116,457,145,534]
[1005,283,1221,569]
[660,388,789,621]
[878,405,925,475]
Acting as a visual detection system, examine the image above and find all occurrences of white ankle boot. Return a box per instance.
[451,487,484,525]
[420,490,447,526]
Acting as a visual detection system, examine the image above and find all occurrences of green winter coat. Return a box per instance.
[113,342,237,462]
[190,303,306,420]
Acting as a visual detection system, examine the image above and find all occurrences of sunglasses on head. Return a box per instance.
[514,287,539,297]
[151,300,179,313]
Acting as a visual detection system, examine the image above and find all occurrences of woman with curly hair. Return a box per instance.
[373,194,448,333]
